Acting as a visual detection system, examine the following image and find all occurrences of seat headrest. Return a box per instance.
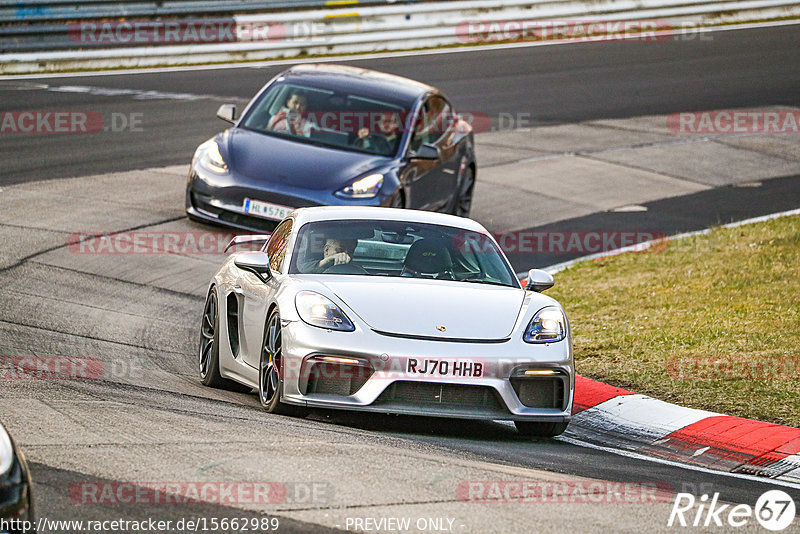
[403,239,453,274]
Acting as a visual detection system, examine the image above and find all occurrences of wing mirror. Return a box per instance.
[411,143,439,160]
[526,269,554,292]
[224,234,271,253]
[216,104,237,124]
[233,252,272,283]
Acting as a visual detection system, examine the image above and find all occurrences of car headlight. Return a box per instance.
[335,173,384,199]
[0,424,14,476]
[295,291,355,331]
[197,140,228,174]
[523,307,566,344]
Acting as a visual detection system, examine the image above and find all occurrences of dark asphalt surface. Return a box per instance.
[308,410,800,506]
[31,462,343,534]
[2,24,800,531]
[1,24,799,185]
[516,173,800,269]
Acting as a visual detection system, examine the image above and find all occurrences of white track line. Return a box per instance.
[1,20,798,80]
[531,207,800,276]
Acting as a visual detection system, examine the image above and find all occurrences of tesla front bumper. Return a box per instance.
[279,319,574,422]
[186,166,394,233]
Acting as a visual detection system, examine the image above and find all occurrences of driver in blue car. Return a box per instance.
[353,112,402,155]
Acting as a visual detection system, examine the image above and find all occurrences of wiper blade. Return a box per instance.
[459,278,514,288]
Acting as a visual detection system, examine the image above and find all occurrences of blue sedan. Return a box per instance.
[186,64,476,232]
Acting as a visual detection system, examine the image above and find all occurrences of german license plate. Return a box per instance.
[243,198,293,221]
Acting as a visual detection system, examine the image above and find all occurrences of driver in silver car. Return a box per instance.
[301,237,358,273]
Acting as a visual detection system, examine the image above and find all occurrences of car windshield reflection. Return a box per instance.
[289,220,519,288]
[241,81,410,157]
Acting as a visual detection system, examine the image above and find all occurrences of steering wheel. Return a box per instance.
[323,263,369,275]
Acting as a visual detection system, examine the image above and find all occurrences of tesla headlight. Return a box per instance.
[0,424,13,476]
[295,291,355,331]
[335,173,384,199]
[198,140,228,174]
[523,307,566,344]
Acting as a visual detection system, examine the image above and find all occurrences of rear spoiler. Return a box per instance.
[224,234,271,253]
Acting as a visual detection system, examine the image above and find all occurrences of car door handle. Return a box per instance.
[442,169,456,175]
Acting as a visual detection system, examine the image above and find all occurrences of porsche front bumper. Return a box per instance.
[279,319,574,422]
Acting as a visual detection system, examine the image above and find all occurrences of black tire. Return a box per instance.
[259,310,308,417]
[25,493,36,534]
[514,421,569,437]
[451,166,474,218]
[199,288,251,392]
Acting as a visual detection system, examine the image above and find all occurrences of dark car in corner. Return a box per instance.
[186,64,476,232]
[0,422,34,534]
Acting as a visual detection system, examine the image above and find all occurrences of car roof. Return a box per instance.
[281,64,435,106]
[291,207,489,233]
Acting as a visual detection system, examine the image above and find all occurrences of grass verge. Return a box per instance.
[548,214,800,427]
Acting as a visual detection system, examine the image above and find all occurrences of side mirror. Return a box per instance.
[224,234,271,253]
[526,269,554,292]
[216,104,237,124]
[234,252,272,283]
[411,143,439,160]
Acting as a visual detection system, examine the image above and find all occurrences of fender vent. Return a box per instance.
[226,293,240,357]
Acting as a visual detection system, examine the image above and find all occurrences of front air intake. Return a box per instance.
[510,376,567,410]
[302,360,372,396]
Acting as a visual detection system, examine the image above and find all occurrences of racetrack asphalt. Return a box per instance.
[1,24,799,533]
[1,23,799,185]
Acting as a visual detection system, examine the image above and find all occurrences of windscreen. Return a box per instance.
[241,81,411,157]
[289,219,520,288]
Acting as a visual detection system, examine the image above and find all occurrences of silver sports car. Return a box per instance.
[199,207,574,436]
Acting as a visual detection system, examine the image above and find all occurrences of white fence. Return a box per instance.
[2,0,799,73]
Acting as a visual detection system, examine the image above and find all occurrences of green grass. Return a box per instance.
[548,214,800,427]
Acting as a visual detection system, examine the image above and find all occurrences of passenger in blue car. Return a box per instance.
[268,91,313,137]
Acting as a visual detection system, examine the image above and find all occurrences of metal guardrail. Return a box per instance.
[0,0,401,23]
[1,0,799,73]
[0,0,409,52]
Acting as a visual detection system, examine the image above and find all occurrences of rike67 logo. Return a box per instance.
[669,490,796,531]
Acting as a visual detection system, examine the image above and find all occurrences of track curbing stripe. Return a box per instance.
[569,373,800,479]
